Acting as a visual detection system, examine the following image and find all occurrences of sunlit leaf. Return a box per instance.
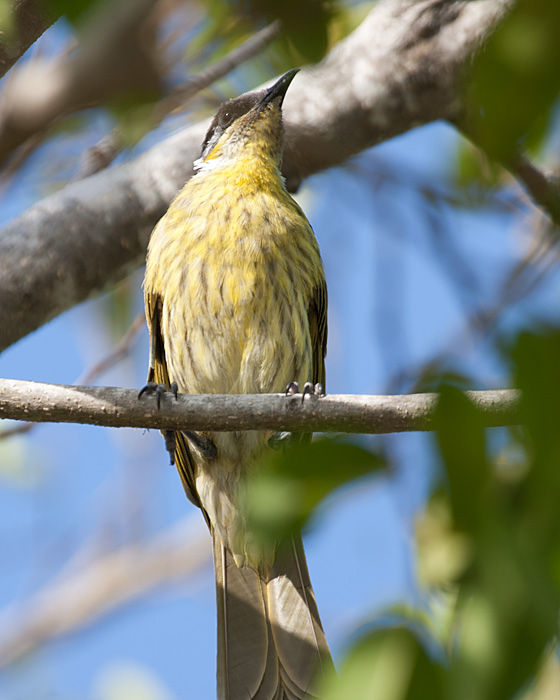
[415,493,474,588]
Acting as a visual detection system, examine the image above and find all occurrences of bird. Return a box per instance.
[141,68,333,699]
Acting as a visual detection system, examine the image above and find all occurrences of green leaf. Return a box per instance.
[434,385,490,535]
[325,627,444,700]
[512,330,560,458]
[49,0,104,25]
[244,438,384,543]
[471,0,560,159]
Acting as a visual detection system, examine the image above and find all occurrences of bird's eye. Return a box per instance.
[219,110,234,129]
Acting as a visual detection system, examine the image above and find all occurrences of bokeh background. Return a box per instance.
[2,1,560,698]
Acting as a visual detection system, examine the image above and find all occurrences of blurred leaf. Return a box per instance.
[245,438,384,543]
[512,330,560,459]
[237,0,335,63]
[471,0,560,159]
[426,332,560,700]
[415,493,474,588]
[434,385,490,535]
[50,0,104,25]
[0,426,43,487]
[0,0,14,36]
[454,138,503,190]
[94,662,175,700]
[325,627,444,700]
[522,650,560,700]
[193,0,337,65]
[509,329,560,599]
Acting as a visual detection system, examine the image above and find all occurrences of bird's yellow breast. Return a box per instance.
[144,157,323,398]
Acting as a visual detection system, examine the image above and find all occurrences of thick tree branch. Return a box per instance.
[0,0,514,352]
[0,0,59,79]
[0,0,161,166]
[0,378,521,434]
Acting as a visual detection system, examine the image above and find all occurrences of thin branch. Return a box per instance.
[0,378,521,434]
[0,312,146,441]
[0,518,211,667]
[74,311,145,385]
[506,152,560,227]
[73,20,282,180]
[0,0,514,353]
[459,124,560,228]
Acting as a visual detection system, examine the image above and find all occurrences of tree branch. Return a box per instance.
[0,378,521,434]
[73,20,282,180]
[458,123,560,227]
[506,152,560,226]
[0,0,162,166]
[0,518,211,666]
[0,0,59,79]
[0,0,514,352]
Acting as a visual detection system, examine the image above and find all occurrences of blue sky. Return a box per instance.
[1,16,559,700]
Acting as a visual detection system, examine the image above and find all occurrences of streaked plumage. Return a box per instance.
[143,70,332,699]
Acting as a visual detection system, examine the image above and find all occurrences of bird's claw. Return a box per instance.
[268,431,296,450]
[138,381,177,410]
[285,381,324,404]
[183,431,218,460]
[164,429,176,465]
[285,381,299,396]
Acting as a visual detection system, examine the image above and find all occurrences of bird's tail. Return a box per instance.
[213,532,334,700]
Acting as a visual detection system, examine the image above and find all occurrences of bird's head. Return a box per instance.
[194,68,299,173]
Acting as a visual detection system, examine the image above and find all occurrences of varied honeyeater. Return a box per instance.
[142,69,332,699]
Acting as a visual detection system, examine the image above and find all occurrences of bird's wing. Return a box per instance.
[145,291,207,520]
[308,279,328,390]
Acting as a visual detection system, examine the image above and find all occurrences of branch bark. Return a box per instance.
[0,378,521,434]
[0,0,515,352]
[0,0,59,78]
[0,0,161,166]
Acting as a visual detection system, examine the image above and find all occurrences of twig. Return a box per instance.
[73,20,282,180]
[458,123,560,229]
[0,517,211,666]
[0,312,146,441]
[75,311,145,385]
[507,152,560,227]
[0,378,521,434]
[0,0,515,353]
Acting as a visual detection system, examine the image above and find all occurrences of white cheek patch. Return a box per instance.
[193,155,231,173]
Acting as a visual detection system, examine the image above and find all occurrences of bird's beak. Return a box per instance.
[259,68,300,109]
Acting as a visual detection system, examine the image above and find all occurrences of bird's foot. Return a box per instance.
[163,429,176,465]
[182,431,218,460]
[285,381,324,404]
[138,381,217,460]
[139,381,179,463]
[267,431,298,450]
[270,381,324,449]
[138,381,179,409]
